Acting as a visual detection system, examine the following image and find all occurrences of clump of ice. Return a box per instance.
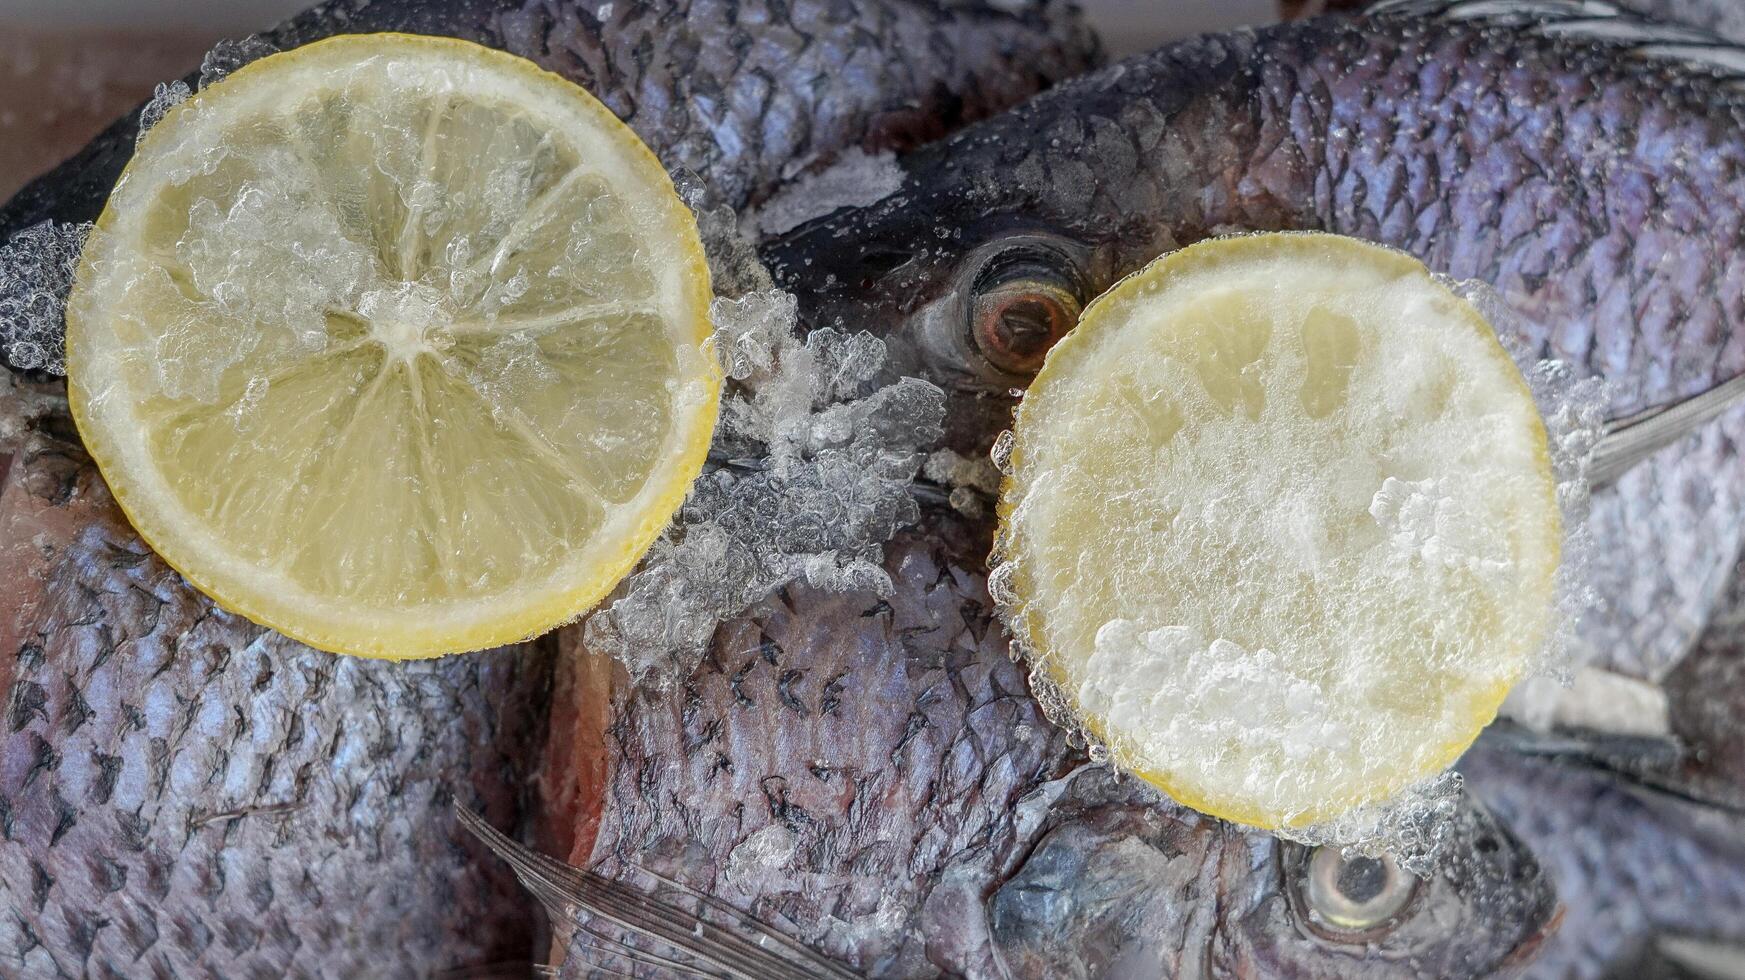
[751,148,907,237]
[585,174,945,683]
[923,447,1003,517]
[1280,772,1466,878]
[198,36,278,89]
[0,221,91,374]
[1369,476,1512,580]
[671,168,771,297]
[137,81,191,141]
[118,182,377,403]
[1453,276,1609,688]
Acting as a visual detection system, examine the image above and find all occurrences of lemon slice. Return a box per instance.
[66,35,718,659]
[994,233,1559,829]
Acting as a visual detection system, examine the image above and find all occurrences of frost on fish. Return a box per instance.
[751,147,908,237]
[576,168,944,683]
[585,280,945,683]
[0,220,89,374]
[923,447,1003,517]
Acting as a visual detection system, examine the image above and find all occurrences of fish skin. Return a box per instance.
[0,422,552,979]
[547,511,1555,978]
[0,0,1099,250]
[762,0,1745,685]
[557,517,1077,977]
[989,770,1553,979]
[0,0,1101,974]
[1460,746,1745,980]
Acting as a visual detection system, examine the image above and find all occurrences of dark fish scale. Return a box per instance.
[555,523,1073,977]
[0,0,1099,247]
[0,432,551,978]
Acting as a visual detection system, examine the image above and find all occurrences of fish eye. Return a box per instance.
[964,239,1085,377]
[1292,846,1421,941]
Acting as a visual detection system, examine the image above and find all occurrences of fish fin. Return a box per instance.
[1652,935,1745,980]
[1478,722,1745,818]
[1367,0,1745,80]
[1591,374,1745,487]
[454,801,861,980]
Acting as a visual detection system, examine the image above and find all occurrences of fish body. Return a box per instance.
[0,434,550,978]
[0,1,1099,975]
[541,518,1555,978]
[764,0,1745,686]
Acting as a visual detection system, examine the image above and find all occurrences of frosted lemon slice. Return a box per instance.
[66,35,718,659]
[994,233,1559,829]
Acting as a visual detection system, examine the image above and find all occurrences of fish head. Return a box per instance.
[988,772,1559,978]
[1226,799,1560,978]
[759,153,1140,457]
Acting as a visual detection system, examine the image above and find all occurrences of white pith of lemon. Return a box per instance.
[994,233,1560,829]
[66,34,719,659]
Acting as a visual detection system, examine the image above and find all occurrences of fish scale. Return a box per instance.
[0,0,1099,251]
[0,425,552,978]
[554,520,1079,977]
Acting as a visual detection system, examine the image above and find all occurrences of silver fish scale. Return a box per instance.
[0,431,551,979]
[572,525,1077,977]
